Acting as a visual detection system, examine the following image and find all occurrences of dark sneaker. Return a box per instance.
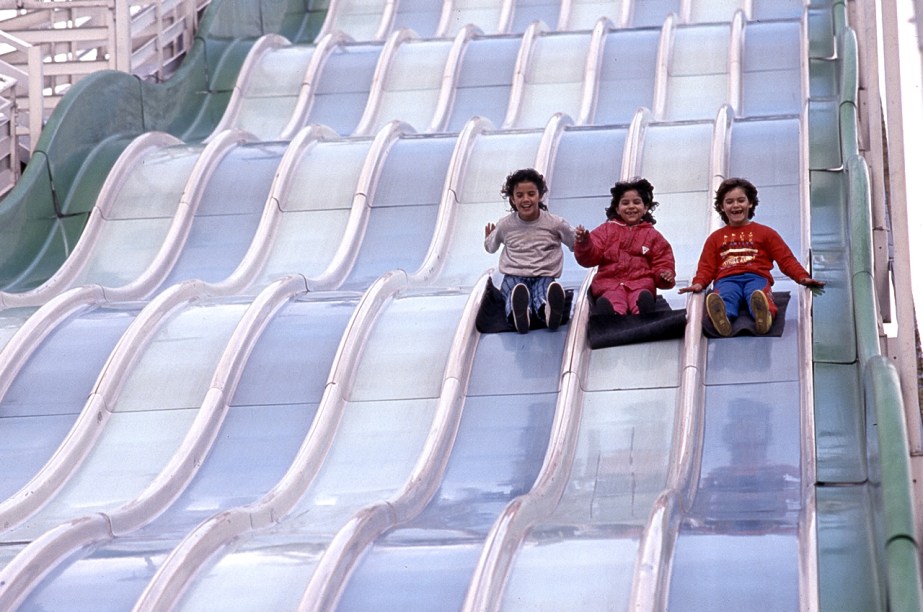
[706,292,732,337]
[637,290,656,316]
[750,289,773,334]
[595,296,615,315]
[511,283,530,334]
[544,281,565,330]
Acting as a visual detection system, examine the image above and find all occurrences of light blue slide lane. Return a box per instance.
[20,296,357,610]
[162,141,287,286]
[668,284,805,610]
[339,134,457,291]
[338,321,569,609]
[0,300,250,547]
[0,306,137,501]
[500,338,683,610]
[175,290,471,610]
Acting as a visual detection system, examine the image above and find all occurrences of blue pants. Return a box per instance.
[501,275,555,317]
[712,273,776,319]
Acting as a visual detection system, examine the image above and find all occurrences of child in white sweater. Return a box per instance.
[485,168,576,334]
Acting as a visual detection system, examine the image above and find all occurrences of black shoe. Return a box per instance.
[511,283,530,334]
[544,281,565,330]
[595,296,614,315]
[637,290,656,316]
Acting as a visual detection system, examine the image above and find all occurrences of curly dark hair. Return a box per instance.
[605,177,658,224]
[501,168,549,212]
[714,177,759,223]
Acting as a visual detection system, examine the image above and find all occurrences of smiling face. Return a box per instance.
[720,187,753,227]
[511,181,542,222]
[616,189,649,226]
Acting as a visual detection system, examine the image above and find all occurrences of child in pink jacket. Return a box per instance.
[575,177,676,315]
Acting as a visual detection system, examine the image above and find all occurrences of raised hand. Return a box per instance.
[575,225,589,243]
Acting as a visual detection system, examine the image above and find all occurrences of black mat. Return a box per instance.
[701,291,790,338]
[587,294,687,349]
[476,277,574,333]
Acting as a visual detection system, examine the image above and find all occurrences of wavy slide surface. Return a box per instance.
[0,2,910,611]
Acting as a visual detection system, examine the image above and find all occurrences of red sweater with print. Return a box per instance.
[691,222,810,288]
[575,219,676,296]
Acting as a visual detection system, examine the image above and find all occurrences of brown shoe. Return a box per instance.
[706,292,732,337]
[750,290,773,334]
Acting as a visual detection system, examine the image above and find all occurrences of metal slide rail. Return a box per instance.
[0,284,105,400]
[353,25,477,136]
[410,115,491,284]
[204,33,296,140]
[627,293,705,610]
[576,17,615,125]
[627,102,731,609]
[298,273,489,611]
[307,120,411,290]
[278,30,354,139]
[797,11,821,605]
[0,274,310,610]
[501,19,547,129]
[462,270,595,612]
[0,279,212,535]
[352,28,419,137]
[316,0,395,43]
[211,120,410,296]
[208,30,352,142]
[0,128,254,308]
[845,153,922,611]
[209,123,341,294]
[837,19,923,609]
[133,269,408,611]
[503,19,606,128]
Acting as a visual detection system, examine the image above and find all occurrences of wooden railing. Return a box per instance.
[0,0,210,194]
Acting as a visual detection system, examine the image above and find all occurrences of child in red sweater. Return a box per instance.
[678,177,825,336]
[575,177,676,315]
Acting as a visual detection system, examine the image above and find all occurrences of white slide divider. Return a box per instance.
[298,273,490,611]
[206,123,342,295]
[353,28,419,137]
[0,275,311,610]
[205,34,294,141]
[280,31,355,140]
[461,271,595,612]
[0,132,178,309]
[133,269,409,612]
[0,280,212,535]
[501,20,550,129]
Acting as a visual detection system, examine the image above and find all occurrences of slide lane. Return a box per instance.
[15,286,358,610]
